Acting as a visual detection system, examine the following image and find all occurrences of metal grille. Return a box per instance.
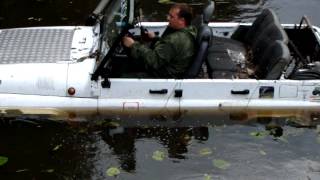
[0,28,74,64]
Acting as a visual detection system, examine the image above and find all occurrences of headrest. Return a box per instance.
[203,1,215,24]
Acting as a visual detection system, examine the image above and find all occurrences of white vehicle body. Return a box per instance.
[0,0,320,120]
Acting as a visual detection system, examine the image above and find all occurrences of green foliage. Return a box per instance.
[152,150,166,161]
[106,167,121,177]
[199,148,213,156]
[53,144,62,151]
[158,0,174,4]
[204,174,212,180]
[0,156,8,166]
[213,159,230,170]
[259,150,267,156]
[250,131,269,139]
[43,169,55,173]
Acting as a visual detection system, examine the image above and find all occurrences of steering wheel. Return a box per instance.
[91,24,134,81]
[114,31,135,57]
[107,24,134,58]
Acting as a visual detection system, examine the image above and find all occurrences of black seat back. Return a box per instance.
[244,8,278,45]
[251,22,289,64]
[256,40,290,79]
[184,1,214,78]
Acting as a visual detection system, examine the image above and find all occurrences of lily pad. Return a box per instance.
[259,150,267,156]
[0,156,8,166]
[204,174,212,180]
[108,121,120,127]
[16,169,29,173]
[106,167,120,177]
[158,0,174,4]
[213,159,230,170]
[277,136,289,143]
[53,144,62,151]
[152,150,166,161]
[250,131,269,139]
[44,169,55,173]
[199,148,213,156]
[316,125,320,134]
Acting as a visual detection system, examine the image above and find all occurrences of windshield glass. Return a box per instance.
[99,0,131,59]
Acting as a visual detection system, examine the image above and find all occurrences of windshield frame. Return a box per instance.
[91,0,135,81]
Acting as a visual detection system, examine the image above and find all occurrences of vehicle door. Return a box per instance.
[98,78,180,115]
[179,79,260,113]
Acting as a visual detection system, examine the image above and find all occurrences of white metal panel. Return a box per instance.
[180,79,258,111]
[0,63,68,96]
[0,94,97,118]
[98,78,180,114]
[70,26,99,61]
[247,99,320,110]
[279,84,298,98]
[67,59,97,98]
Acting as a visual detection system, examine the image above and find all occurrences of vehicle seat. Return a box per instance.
[206,36,242,78]
[184,1,214,78]
[244,8,279,45]
[251,16,289,64]
[290,62,320,80]
[255,40,290,79]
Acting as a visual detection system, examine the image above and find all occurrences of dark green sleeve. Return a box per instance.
[130,38,176,70]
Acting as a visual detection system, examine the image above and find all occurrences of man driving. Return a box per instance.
[122,3,197,78]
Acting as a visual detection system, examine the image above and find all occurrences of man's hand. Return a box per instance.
[146,31,156,39]
[122,36,135,48]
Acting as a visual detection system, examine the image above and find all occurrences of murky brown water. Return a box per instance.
[1,0,320,179]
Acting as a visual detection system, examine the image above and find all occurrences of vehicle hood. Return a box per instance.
[0,26,98,97]
[0,26,98,64]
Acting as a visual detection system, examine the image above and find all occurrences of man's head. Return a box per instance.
[167,3,193,30]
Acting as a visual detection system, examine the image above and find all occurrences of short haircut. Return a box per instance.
[172,3,193,26]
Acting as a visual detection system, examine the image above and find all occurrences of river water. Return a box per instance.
[1,0,320,179]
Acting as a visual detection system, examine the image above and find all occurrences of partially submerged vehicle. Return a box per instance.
[0,0,320,120]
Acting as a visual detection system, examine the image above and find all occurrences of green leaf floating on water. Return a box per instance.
[250,131,269,139]
[0,156,8,166]
[317,136,320,144]
[204,174,212,180]
[199,148,213,156]
[158,0,174,4]
[152,150,166,161]
[259,150,267,156]
[277,136,289,143]
[53,144,62,151]
[213,159,230,170]
[44,169,55,173]
[316,125,320,134]
[16,169,29,173]
[106,167,120,177]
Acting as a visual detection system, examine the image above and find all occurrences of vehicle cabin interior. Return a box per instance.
[106,2,320,80]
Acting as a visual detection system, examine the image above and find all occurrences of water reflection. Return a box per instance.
[0,0,99,28]
[138,0,265,22]
[1,112,320,179]
[1,0,320,179]
[0,122,95,179]
[1,0,319,29]
[0,0,285,28]
[102,126,209,165]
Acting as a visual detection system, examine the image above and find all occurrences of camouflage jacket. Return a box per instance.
[130,26,197,78]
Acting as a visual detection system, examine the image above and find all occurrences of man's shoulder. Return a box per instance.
[164,26,197,41]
